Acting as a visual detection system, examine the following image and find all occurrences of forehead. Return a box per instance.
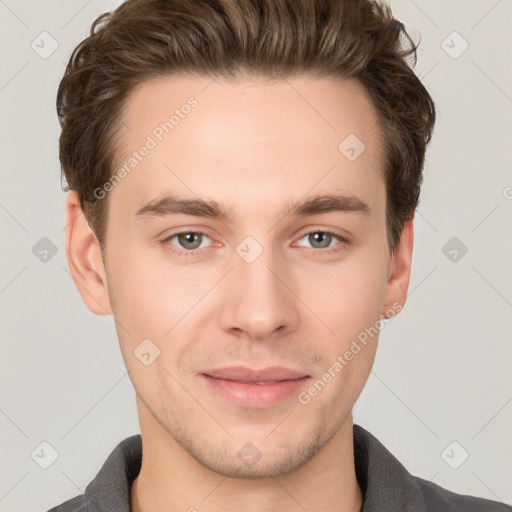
[110,73,386,221]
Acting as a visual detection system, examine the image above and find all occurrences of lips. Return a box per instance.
[202,366,309,383]
[200,366,311,408]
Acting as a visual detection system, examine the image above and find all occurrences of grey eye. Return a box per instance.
[176,232,204,250]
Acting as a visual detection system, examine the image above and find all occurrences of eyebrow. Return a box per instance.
[134,193,371,222]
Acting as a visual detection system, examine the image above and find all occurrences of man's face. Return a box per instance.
[80,74,411,478]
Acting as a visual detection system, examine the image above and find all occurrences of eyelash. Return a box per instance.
[161,230,348,257]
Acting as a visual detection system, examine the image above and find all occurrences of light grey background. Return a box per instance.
[1,1,511,510]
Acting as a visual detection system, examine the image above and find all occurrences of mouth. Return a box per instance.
[199,366,312,409]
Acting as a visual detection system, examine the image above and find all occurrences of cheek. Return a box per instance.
[107,249,196,332]
[107,233,389,361]
[298,266,384,414]
[298,252,389,338]
[106,250,221,373]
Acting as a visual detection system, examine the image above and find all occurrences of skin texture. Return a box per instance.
[65,74,414,512]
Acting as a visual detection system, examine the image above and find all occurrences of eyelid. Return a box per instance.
[162,227,349,255]
[162,230,215,255]
[292,229,348,254]
[295,227,349,244]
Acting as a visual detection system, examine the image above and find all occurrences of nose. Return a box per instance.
[218,242,299,341]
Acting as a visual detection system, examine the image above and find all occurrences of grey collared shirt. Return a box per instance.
[47,424,511,512]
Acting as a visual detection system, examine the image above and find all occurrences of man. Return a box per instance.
[48,0,510,510]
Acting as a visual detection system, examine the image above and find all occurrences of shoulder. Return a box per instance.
[353,424,511,512]
[412,474,511,512]
[45,434,141,512]
[45,494,91,512]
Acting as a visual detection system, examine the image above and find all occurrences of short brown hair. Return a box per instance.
[57,0,435,254]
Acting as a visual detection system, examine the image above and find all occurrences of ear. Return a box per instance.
[65,191,112,315]
[381,217,414,318]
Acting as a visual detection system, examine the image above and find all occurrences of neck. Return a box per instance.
[131,398,362,512]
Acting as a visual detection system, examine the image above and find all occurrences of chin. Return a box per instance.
[184,432,326,480]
